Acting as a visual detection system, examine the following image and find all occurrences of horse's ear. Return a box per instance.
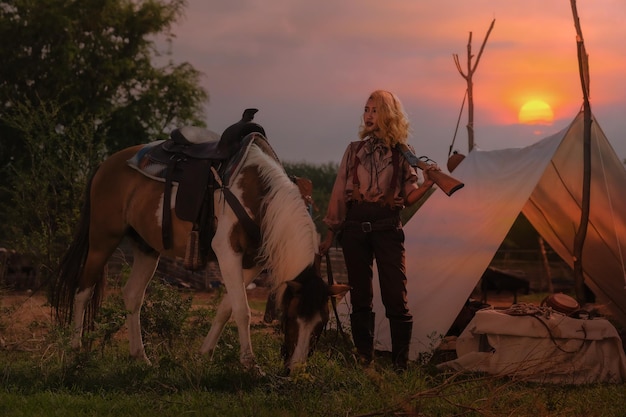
[328,284,350,301]
[286,280,303,295]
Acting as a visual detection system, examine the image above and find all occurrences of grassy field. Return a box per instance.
[1,286,626,417]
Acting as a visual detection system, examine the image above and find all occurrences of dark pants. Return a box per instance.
[341,203,411,322]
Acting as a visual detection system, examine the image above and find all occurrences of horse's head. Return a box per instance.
[280,265,350,373]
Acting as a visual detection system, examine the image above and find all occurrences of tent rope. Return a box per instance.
[593,122,626,288]
[502,304,587,353]
[448,89,468,158]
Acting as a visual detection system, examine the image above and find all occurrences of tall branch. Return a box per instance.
[453,18,495,152]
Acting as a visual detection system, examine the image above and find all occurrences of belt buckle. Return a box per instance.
[361,221,372,233]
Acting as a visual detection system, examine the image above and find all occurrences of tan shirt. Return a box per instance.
[324,136,420,231]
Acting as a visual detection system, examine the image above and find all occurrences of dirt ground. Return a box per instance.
[1,290,53,350]
[0,286,522,349]
[0,286,273,350]
[2,287,622,353]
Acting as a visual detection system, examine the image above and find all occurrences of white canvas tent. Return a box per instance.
[337,111,626,361]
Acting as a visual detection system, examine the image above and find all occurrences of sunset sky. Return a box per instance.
[162,0,626,167]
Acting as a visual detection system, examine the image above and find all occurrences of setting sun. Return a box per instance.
[518,99,554,125]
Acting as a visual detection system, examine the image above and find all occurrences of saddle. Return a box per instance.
[127,110,270,269]
[134,127,221,225]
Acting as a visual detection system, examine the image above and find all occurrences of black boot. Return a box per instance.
[390,319,413,371]
[350,311,375,365]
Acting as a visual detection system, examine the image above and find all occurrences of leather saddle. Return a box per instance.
[127,109,268,269]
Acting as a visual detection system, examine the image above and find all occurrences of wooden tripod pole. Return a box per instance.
[570,0,592,303]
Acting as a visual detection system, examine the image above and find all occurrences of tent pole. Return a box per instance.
[570,0,592,303]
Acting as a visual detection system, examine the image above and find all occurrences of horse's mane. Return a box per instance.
[244,144,318,288]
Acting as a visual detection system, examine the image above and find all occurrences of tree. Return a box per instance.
[0,0,208,278]
[0,0,207,169]
[0,100,104,276]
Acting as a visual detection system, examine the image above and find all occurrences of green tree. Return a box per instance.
[0,0,207,169]
[283,161,338,233]
[1,100,105,276]
[0,0,207,279]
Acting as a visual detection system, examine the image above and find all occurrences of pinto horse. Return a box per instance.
[51,132,349,372]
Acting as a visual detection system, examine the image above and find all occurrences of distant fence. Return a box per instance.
[104,245,571,293]
[104,244,349,291]
[0,248,38,291]
[0,242,573,294]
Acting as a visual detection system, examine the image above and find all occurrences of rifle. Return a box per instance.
[397,144,464,196]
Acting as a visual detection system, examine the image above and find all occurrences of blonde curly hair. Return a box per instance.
[358,90,410,147]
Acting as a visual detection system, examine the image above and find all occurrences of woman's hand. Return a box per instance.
[319,230,334,255]
[405,164,442,206]
[422,163,440,185]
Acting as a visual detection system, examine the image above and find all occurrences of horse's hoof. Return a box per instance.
[70,339,82,351]
[200,347,215,361]
[241,355,264,375]
[250,364,266,377]
[130,353,151,365]
[241,357,256,369]
[287,362,307,376]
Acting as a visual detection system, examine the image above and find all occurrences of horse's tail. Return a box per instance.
[51,170,104,331]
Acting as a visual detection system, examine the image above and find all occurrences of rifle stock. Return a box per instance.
[413,159,464,196]
[397,144,464,196]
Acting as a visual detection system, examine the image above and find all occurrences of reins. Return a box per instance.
[321,252,348,341]
[210,166,261,243]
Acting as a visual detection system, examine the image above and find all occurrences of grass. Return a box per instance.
[2,287,626,417]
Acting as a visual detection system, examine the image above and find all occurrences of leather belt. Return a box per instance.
[343,217,401,233]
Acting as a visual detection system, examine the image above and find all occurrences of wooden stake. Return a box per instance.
[453,19,495,152]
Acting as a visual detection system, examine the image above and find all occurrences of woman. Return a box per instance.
[319,90,438,370]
